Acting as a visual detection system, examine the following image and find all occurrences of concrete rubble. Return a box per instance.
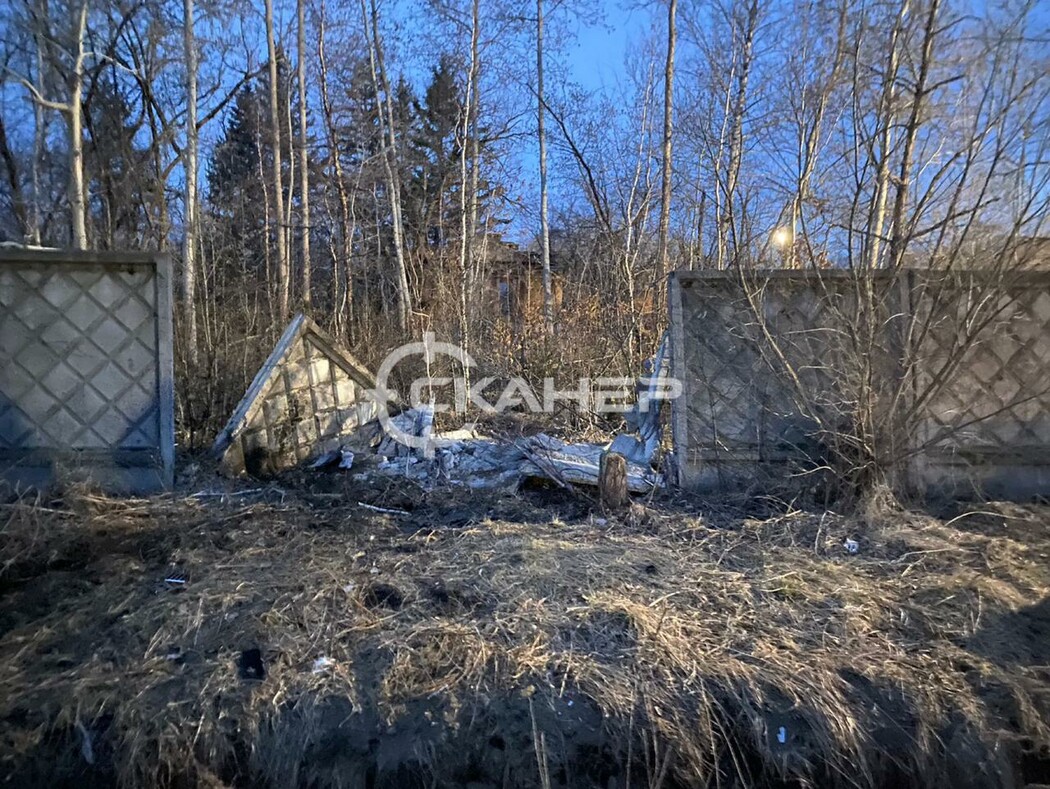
[358,406,661,493]
[215,317,665,493]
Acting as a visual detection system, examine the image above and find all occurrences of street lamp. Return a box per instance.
[772,226,793,249]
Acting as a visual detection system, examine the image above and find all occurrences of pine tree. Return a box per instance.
[208,86,263,215]
[206,85,268,274]
[410,57,462,250]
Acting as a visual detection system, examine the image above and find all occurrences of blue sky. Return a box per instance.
[565,7,638,92]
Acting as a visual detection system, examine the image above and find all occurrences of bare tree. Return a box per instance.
[182,0,199,362]
[779,0,848,268]
[19,0,90,249]
[720,0,1050,504]
[297,0,311,309]
[0,93,30,241]
[31,21,46,245]
[887,0,940,270]
[316,0,353,333]
[862,0,907,270]
[656,0,677,279]
[537,0,554,334]
[265,0,290,317]
[362,0,411,333]
[458,0,481,388]
[722,0,759,264]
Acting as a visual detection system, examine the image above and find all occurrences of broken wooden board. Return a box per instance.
[213,314,381,476]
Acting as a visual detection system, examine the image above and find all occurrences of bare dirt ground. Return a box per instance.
[1,467,1048,788]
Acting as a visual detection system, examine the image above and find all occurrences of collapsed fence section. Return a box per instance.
[668,269,1050,499]
[0,250,174,493]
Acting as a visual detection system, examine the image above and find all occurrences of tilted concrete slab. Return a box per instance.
[213,314,381,476]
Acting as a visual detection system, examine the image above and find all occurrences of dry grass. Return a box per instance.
[0,479,1048,788]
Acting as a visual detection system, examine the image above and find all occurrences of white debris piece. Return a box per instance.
[609,332,669,466]
[312,395,664,493]
[311,656,336,674]
[518,434,658,492]
[438,448,457,477]
[365,415,660,493]
[357,502,410,516]
[414,403,435,459]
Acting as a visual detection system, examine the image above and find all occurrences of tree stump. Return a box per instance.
[599,450,629,510]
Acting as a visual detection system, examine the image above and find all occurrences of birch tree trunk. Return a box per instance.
[711,56,735,270]
[70,4,88,248]
[363,0,411,333]
[265,0,290,317]
[182,0,199,362]
[656,0,677,279]
[622,63,656,365]
[317,0,354,333]
[297,0,311,308]
[865,0,907,270]
[459,0,480,392]
[537,0,554,334]
[256,119,276,322]
[285,74,296,283]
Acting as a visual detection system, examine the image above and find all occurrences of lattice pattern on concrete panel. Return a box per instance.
[678,275,886,465]
[758,280,841,460]
[680,279,762,459]
[213,314,380,476]
[0,250,173,492]
[670,269,1050,497]
[916,279,1050,459]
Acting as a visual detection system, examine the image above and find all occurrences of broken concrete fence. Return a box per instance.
[213,314,382,476]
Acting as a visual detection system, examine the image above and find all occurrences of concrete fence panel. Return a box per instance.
[669,269,1050,499]
[910,272,1050,497]
[0,250,174,493]
[212,314,380,477]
